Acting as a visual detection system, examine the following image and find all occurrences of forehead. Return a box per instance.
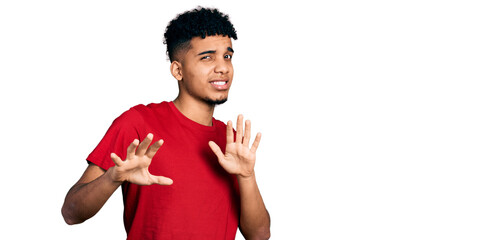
[188,35,233,53]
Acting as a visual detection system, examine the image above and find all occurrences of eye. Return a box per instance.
[224,54,233,59]
[201,55,211,60]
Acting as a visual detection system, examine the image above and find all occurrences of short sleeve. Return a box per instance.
[87,108,144,170]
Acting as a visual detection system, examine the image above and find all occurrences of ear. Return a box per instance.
[170,61,183,81]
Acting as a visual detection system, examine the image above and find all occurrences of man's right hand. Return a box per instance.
[109,133,173,185]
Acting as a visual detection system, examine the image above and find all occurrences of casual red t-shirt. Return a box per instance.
[87,101,240,240]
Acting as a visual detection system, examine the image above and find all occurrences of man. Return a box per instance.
[61,7,270,240]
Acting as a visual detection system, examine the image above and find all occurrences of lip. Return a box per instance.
[209,80,230,90]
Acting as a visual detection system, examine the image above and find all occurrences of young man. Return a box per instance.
[61,7,270,240]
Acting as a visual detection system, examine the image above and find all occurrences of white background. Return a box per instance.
[1,0,500,239]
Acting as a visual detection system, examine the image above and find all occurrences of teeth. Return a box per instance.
[212,81,226,85]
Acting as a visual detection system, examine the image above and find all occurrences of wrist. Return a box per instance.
[237,172,256,182]
[106,166,125,185]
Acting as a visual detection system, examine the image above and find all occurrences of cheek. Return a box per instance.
[190,65,212,80]
[226,63,234,75]
[184,65,206,82]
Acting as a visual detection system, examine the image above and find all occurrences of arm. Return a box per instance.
[62,133,172,225]
[209,115,271,240]
[237,174,271,240]
[61,164,121,225]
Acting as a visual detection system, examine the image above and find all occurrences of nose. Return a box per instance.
[214,58,231,74]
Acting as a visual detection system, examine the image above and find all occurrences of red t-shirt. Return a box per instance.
[87,101,240,240]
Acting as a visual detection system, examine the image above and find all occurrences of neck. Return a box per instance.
[173,95,215,126]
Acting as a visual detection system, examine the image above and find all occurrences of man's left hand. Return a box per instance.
[209,114,261,178]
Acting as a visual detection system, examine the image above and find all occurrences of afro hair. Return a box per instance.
[163,7,238,62]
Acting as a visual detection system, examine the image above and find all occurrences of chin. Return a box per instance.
[204,97,228,105]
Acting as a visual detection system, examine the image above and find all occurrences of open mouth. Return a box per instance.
[210,80,229,90]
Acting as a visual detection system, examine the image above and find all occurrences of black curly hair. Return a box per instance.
[163,7,238,62]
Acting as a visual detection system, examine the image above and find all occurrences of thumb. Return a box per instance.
[208,141,225,160]
[151,175,174,185]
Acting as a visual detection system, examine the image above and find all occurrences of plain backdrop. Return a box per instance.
[1,0,500,239]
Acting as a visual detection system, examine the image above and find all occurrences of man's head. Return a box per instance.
[164,7,238,106]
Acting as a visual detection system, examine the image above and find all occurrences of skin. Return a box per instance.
[170,35,234,125]
[61,35,270,239]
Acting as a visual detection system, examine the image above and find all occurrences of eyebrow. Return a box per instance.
[197,47,234,56]
[197,50,216,56]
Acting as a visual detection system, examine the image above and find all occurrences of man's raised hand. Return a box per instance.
[109,133,173,185]
[208,115,262,179]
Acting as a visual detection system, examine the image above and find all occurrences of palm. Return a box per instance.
[209,115,261,178]
[116,154,158,185]
[110,133,173,186]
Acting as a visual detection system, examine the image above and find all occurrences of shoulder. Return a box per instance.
[111,102,163,127]
[133,102,168,111]
[213,118,226,127]
[130,102,161,113]
[212,118,228,132]
[127,101,169,119]
[113,105,144,124]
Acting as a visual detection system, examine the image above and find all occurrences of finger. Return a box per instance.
[151,175,173,185]
[110,152,124,167]
[250,132,262,153]
[136,133,153,156]
[208,141,225,160]
[226,120,234,143]
[235,114,243,143]
[243,119,251,147]
[145,139,164,159]
[126,139,140,159]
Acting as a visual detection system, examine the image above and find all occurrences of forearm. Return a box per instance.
[62,167,122,225]
[238,174,270,240]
